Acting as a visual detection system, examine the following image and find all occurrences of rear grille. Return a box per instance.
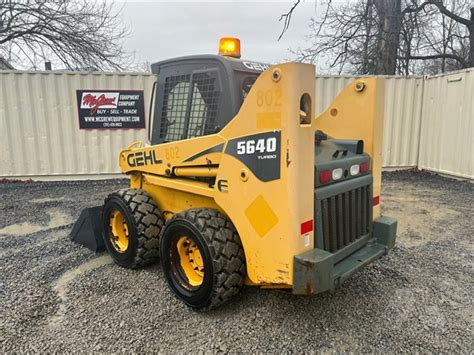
[320,184,372,253]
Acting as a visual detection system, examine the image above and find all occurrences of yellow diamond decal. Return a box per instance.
[245,195,278,238]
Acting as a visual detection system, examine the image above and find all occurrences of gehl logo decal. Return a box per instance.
[127,150,162,167]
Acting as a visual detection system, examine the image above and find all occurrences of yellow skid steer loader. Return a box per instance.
[71,38,397,310]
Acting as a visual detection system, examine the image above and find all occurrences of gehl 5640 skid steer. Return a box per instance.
[72,38,397,310]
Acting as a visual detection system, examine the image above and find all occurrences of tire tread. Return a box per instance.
[166,208,246,310]
[105,188,164,268]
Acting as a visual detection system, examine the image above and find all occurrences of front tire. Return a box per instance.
[102,189,164,269]
[160,208,246,310]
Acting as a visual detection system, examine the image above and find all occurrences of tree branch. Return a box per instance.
[427,0,471,26]
[403,0,471,26]
[397,53,468,67]
[278,0,301,41]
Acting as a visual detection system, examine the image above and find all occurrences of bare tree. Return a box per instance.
[285,0,473,75]
[290,0,382,74]
[130,61,152,73]
[0,0,129,70]
[374,0,402,74]
[401,0,473,70]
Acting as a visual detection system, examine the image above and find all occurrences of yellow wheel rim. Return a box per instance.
[176,236,204,287]
[109,210,129,253]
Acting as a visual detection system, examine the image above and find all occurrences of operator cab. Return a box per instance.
[149,38,270,145]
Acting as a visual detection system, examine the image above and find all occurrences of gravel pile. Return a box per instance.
[0,171,472,352]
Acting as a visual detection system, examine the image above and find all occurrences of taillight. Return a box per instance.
[360,162,369,173]
[319,170,331,184]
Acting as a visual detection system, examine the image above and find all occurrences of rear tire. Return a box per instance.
[160,208,246,310]
[102,188,164,269]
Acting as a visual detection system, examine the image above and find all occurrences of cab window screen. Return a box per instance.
[160,71,220,141]
[160,75,190,141]
[188,72,220,138]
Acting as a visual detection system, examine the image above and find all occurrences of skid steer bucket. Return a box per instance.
[70,206,105,252]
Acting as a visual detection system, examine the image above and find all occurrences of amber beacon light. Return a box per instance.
[218,37,241,58]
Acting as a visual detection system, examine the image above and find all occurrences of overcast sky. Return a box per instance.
[118,1,319,68]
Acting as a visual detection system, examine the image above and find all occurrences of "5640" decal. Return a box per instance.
[236,137,277,155]
[225,131,281,182]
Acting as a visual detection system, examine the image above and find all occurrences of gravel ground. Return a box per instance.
[0,170,472,352]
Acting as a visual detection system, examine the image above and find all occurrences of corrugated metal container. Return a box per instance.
[1,70,471,180]
[315,75,356,114]
[382,77,424,167]
[0,71,155,178]
[418,69,473,179]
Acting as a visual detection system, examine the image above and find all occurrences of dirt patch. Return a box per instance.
[48,255,112,328]
[383,188,463,247]
[0,209,72,236]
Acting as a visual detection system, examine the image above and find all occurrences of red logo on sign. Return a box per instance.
[82,93,117,115]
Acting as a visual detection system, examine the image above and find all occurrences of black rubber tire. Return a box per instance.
[102,188,164,269]
[160,208,246,310]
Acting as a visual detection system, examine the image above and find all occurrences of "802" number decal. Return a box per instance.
[236,137,277,155]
